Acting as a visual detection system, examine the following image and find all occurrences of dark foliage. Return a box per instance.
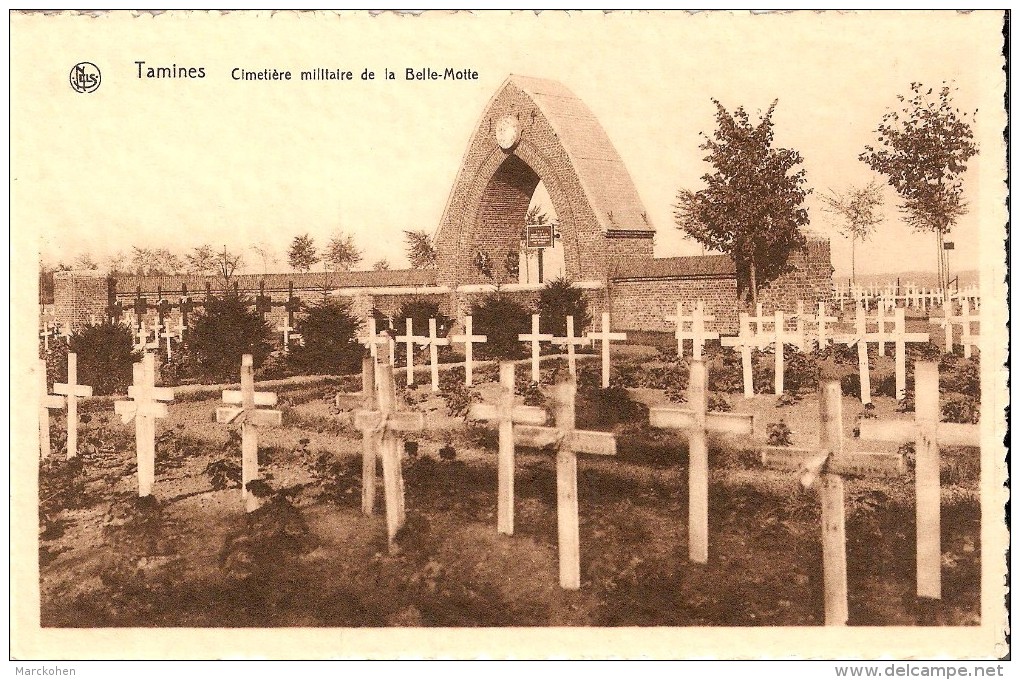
[470,294,531,360]
[67,322,141,395]
[536,278,592,337]
[189,293,273,382]
[289,299,364,375]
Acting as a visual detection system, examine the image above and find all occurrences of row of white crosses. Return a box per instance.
[133,319,186,359]
[39,321,71,352]
[935,299,980,358]
[519,312,627,388]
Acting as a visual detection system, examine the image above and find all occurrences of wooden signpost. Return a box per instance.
[518,314,553,383]
[114,354,175,497]
[648,360,752,563]
[551,315,591,379]
[39,359,65,459]
[396,318,429,387]
[586,312,627,388]
[354,353,425,551]
[425,318,450,392]
[53,353,93,459]
[665,301,719,360]
[467,361,548,535]
[859,363,979,600]
[450,315,487,386]
[515,378,617,589]
[216,355,283,512]
[761,381,905,626]
[720,313,757,398]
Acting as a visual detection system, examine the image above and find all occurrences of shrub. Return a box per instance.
[708,393,732,412]
[66,322,140,395]
[471,293,530,360]
[394,298,453,338]
[939,355,980,397]
[576,386,649,431]
[841,373,861,399]
[290,299,364,375]
[942,395,980,424]
[536,278,591,338]
[189,293,273,382]
[766,421,793,446]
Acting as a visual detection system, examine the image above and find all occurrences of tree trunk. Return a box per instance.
[851,236,856,287]
[749,261,758,308]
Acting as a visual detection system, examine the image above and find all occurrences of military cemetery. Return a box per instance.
[34,74,986,629]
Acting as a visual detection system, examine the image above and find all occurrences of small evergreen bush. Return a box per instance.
[67,321,140,395]
[536,278,591,338]
[189,293,273,382]
[290,300,364,375]
[470,293,530,360]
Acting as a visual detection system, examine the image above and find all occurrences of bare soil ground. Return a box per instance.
[38,369,981,627]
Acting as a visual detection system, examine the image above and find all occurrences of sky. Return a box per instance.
[12,10,1005,279]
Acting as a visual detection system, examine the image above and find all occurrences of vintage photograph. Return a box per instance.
[10,9,1009,660]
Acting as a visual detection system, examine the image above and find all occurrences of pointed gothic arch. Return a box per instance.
[434,75,656,286]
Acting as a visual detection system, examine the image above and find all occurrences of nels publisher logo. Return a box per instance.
[69,62,101,93]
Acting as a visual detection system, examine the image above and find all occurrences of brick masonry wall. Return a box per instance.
[753,237,834,316]
[53,270,109,331]
[609,277,741,334]
[433,79,653,287]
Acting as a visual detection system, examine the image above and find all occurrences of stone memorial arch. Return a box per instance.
[434,75,657,287]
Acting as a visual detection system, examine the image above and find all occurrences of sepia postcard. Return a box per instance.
[10,9,1010,661]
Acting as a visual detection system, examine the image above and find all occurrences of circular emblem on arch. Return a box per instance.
[495,115,521,150]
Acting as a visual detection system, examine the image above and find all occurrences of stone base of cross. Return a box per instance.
[648,359,752,563]
[216,354,283,512]
[859,362,979,601]
[514,378,617,589]
[114,354,175,497]
[467,361,547,535]
[761,382,905,626]
[354,352,425,551]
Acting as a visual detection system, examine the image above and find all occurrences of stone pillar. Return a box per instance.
[53,270,110,331]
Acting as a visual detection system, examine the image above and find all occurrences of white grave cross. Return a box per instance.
[467,361,547,535]
[450,315,487,386]
[859,363,979,600]
[762,381,905,626]
[396,318,429,387]
[114,354,175,497]
[354,353,426,551]
[648,360,752,563]
[53,353,93,459]
[518,314,554,383]
[38,359,65,459]
[425,318,450,392]
[585,312,627,388]
[551,315,591,379]
[720,313,757,398]
[515,379,617,589]
[216,355,283,512]
[665,301,719,360]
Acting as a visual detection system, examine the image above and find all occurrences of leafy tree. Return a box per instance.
[186,245,219,275]
[290,299,364,375]
[189,293,273,381]
[674,99,809,306]
[324,232,363,271]
[820,180,884,285]
[72,253,99,270]
[152,248,184,276]
[130,246,154,276]
[470,294,530,360]
[859,82,977,295]
[67,322,140,395]
[105,251,129,276]
[215,246,244,282]
[250,242,277,274]
[537,277,591,337]
[526,205,550,226]
[288,234,320,272]
[404,230,437,269]
[373,258,391,271]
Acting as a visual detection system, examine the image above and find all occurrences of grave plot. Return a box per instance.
[37,336,981,628]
